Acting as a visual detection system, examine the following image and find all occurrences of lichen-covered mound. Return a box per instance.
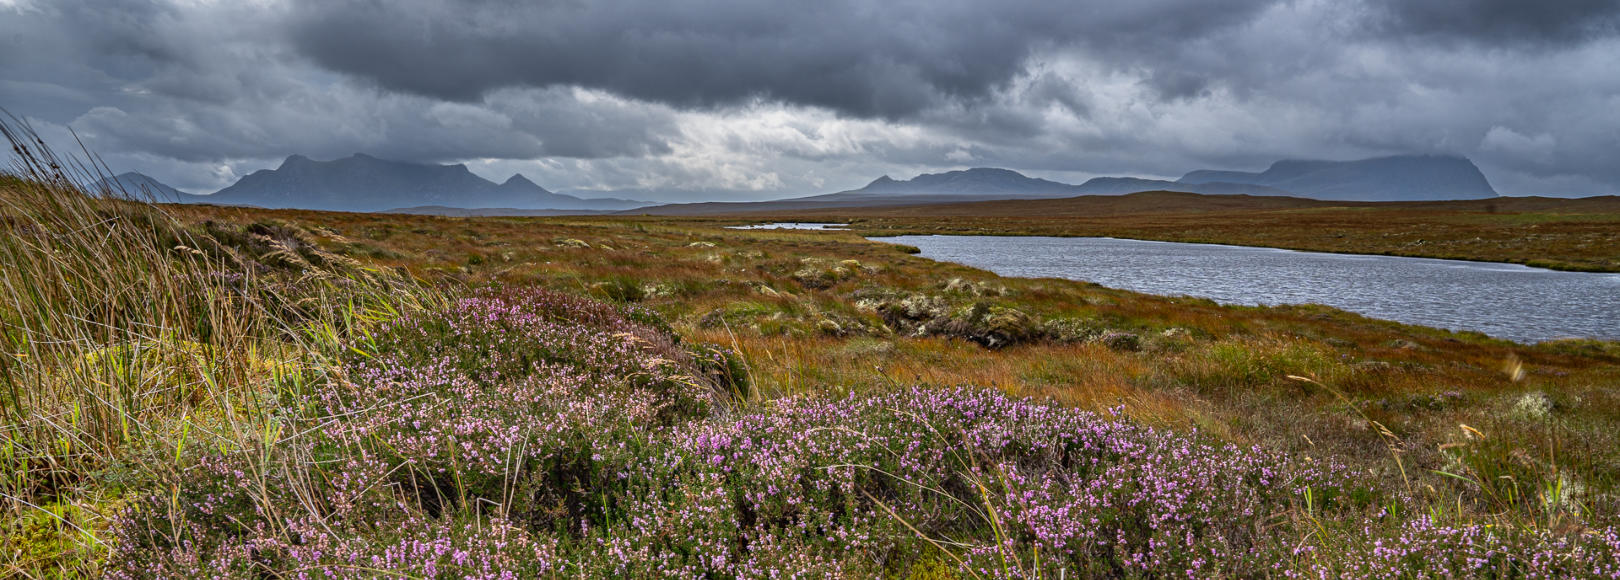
[107,289,1620,578]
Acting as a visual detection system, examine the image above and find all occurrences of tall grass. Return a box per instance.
[4,116,1617,576]
[0,116,427,573]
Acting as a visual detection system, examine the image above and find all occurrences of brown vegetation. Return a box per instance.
[7,163,1618,573]
[166,204,1620,521]
[727,190,1620,272]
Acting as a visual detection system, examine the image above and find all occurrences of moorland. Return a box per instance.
[743,191,1620,273]
[4,132,1620,576]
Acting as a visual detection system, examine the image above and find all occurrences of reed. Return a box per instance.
[0,116,430,574]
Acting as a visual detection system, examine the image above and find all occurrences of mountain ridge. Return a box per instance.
[92,172,205,204]
[207,154,648,212]
[836,164,1363,200]
[98,153,1502,214]
[627,154,1502,215]
[851,167,1077,196]
[112,154,649,213]
[1176,154,1498,201]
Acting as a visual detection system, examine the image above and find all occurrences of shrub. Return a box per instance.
[591,275,647,302]
[1096,331,1143,352]
[1,119,425,576]
[100,287,1620,578]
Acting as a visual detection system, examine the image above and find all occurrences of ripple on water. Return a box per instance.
[877,235,1620,344]
[725,222,849,230]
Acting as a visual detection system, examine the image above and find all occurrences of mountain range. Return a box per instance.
[842,167,1289,198]
[838,154,1496,201]
[1175,155,1498,202]
[98,153,1500,215]
[92,172,205,203]
[95,154,647,212]
[631,154,1499,215]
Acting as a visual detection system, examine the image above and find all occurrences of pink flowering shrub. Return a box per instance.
[1299,517,1620,578]
[106,288,1620,578]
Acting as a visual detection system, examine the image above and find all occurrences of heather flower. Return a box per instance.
[106,287,1620,578]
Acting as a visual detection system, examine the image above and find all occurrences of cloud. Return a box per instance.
[282,0,1277,118]
[1365,0,1620,46]
[2,0,1619,198]
[1481,126,1557,163]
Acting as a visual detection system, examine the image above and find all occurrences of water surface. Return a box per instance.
[726,222,848,230]
[879,235,1620,344]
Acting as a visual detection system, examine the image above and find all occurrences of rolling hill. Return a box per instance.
[630,155,1498,216]
[207,154,647,212]
[1177,155,1498,201]
[96,153,1506,215]
[736,190,1619,219]
[92,172,205,203]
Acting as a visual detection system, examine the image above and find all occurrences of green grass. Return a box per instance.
[0,119,434,576]
[721,194,1620,272]
[163,202,1620,532]
[5,120,1620,575]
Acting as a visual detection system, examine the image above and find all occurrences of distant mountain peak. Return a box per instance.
[91,171,197,203]
[502,174,537,187]
[1180,154,1496,201]
[202,153,642,212]
[497,174,554,195]
[817,153,1496,207]
[955,167,1027,177]
[848,166,1071,196]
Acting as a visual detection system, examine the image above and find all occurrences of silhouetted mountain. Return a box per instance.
[1178,155,1498,201]
[831,167,1293,200]
[205,154,647,212]
[483,173,648,211]
[632,168,1298,215]
[838,157,1497,204]
[382,206,622,217]
[91,172,203,203]
[850,168,1078,196]
[751,191,1620,220]
[1071,176,1290,197]
[111,152,1500,215]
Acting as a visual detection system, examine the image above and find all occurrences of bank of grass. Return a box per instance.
[167,205,1620,545]
[5,128,1620,574]
[741,195,1620,272]
[170,206,1620,501]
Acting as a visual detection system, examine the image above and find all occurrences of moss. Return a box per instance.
[890,556,960,580]
[1,500,109,575]
[697,301,780,329]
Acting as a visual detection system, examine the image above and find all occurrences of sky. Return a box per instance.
[1,0,1617,201]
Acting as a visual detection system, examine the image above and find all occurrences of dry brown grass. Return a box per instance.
[0,122,431,575]
[155,204,1620,530]
[725,191,1620,272]
[5,170,1617,573]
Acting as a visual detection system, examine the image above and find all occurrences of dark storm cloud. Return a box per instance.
[283,0,1277,118]
[1367,0,1620,46]
[0,0,675,162]
[3,0,1619,197]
